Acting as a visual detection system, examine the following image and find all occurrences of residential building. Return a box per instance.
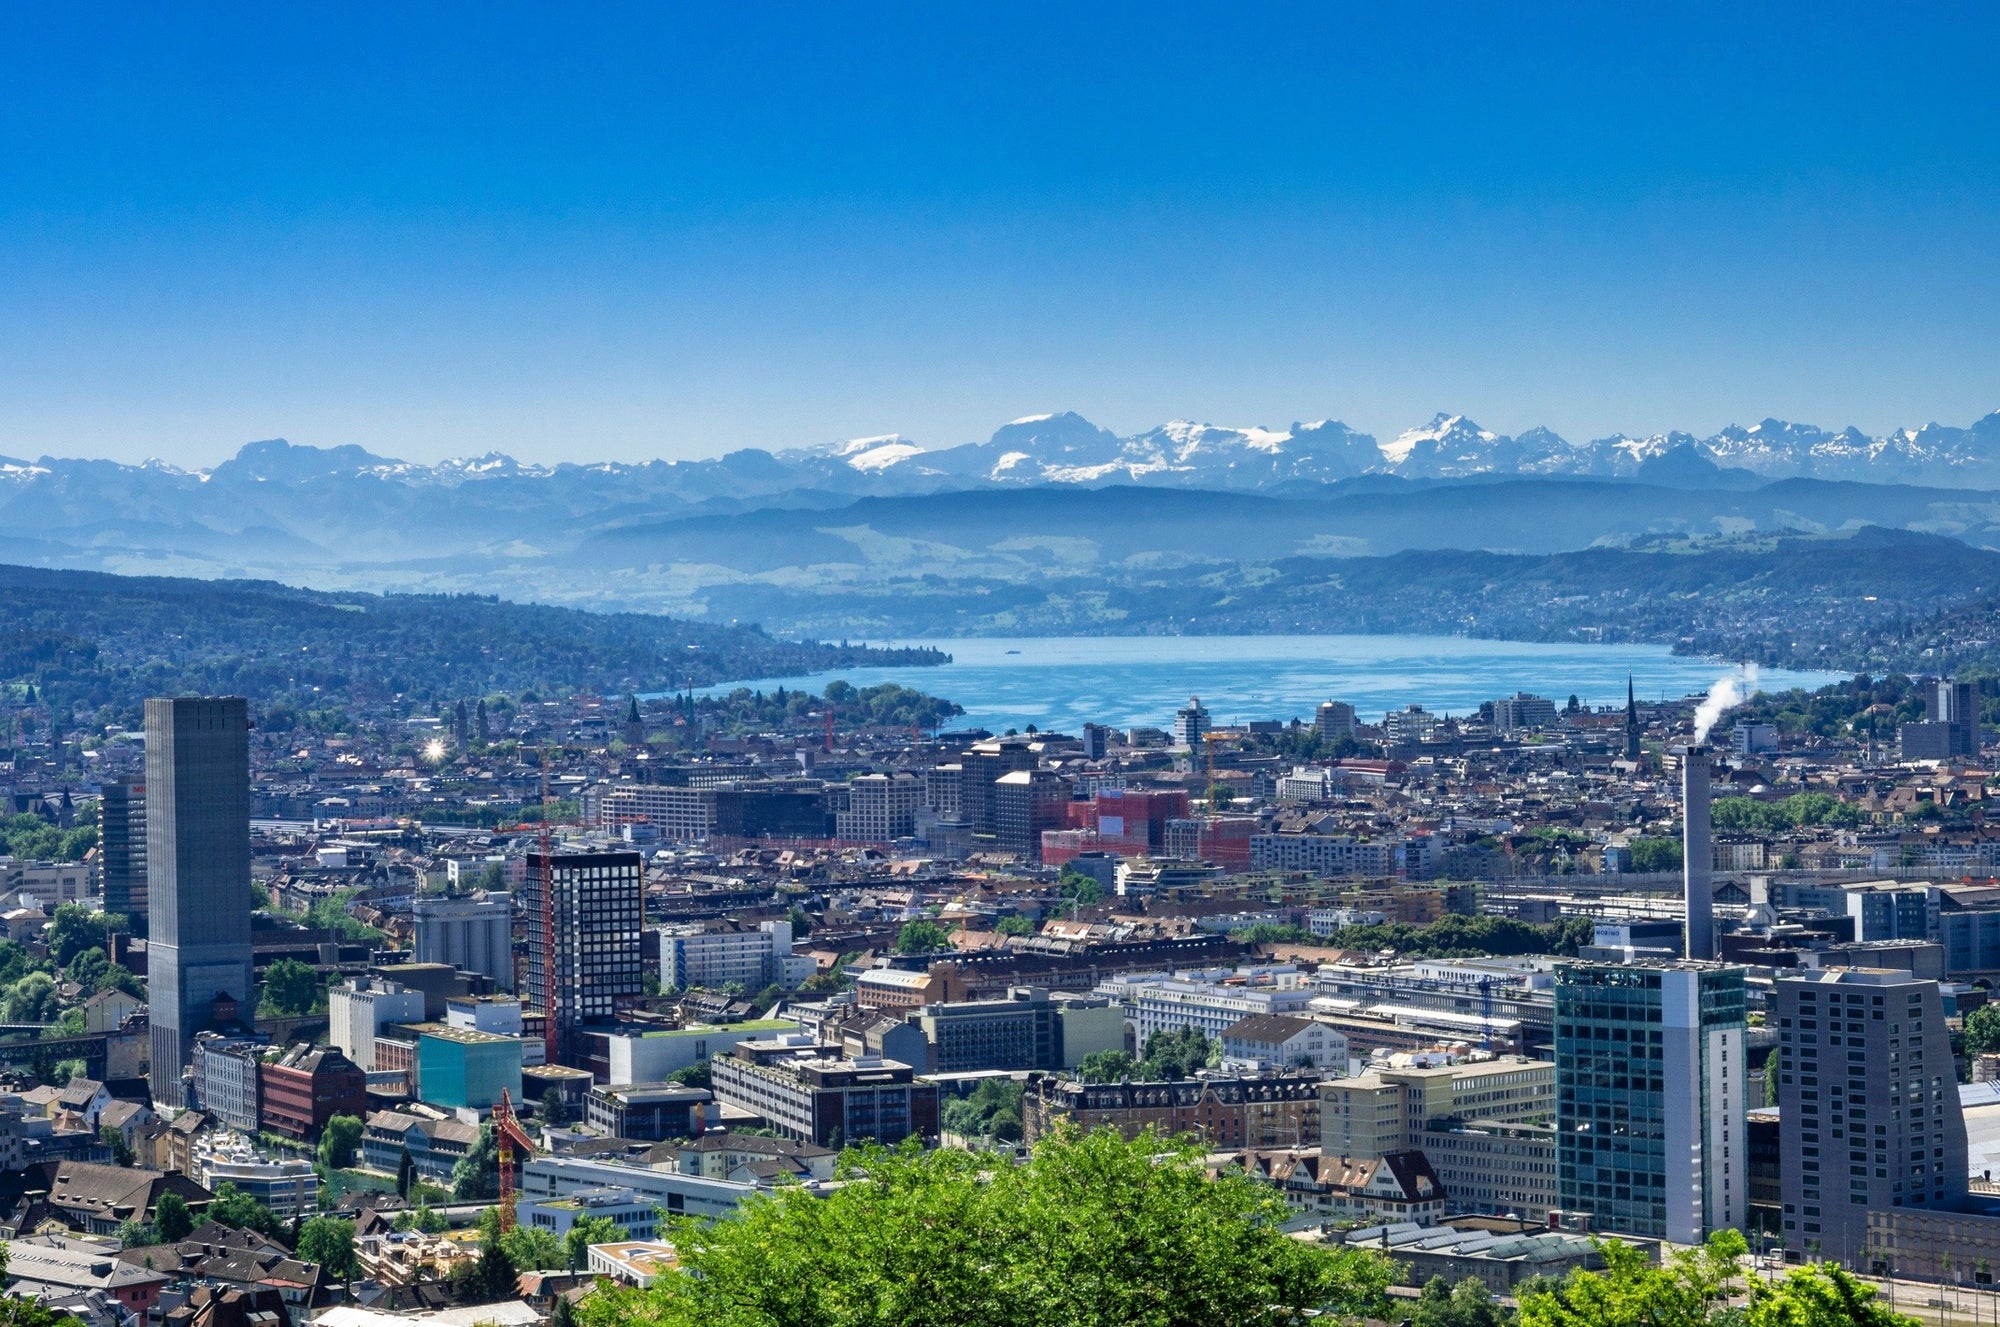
[194,1132,318,1220]
[97,775,146,933]
[1097,967,1316,1042]
[190,1034,266,1135]
[146,696,257,1105]
[1772,968,1968,1266]
[523,849,645,1058]
[3,1235,170,1318]
[659,918,806,992]
[360,1110,482,1185]
[259,1044,366,1140]
[1555,961,1747,1244]
[34,1160,212,1236]
[708,1037,939,1147]
[1251,832,1398,877]
[1221,1013,1348,1071]
[1024,1072,1321,1149]
[412,891,514,991]
[329,976,426,1072]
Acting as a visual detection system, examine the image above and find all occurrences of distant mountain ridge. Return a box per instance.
[9,407,2000,499]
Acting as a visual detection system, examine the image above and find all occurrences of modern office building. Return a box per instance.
[413,891,514,990]
[412,1023,522,1111]
[1491,693,1559,735]
[329,976,427,1072]
[259,1044,367,1140]
[994,769,1071,861]
[146,697,256,1105]
[1097,967,1317,1042]
[584,1083,715,1141]
[1772,968,1968,1266]
[835,772,923,842]
[1315,700,1358,742]
[708,1036,938,1148]
[1173,697,1212,749]
[97,775,146,932]
[1554,961,1746,1244]
[522,849,645,1059]
[912,987,1125,1073]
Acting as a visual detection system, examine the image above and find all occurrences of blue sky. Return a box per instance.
[1,3,1996,466]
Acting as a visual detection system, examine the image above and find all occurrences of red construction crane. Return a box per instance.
[492,1088,537,1232]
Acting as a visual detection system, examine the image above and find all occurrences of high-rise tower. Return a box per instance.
[98,774,147,933]
[145,697,255,1105]
[522,848,644,1062]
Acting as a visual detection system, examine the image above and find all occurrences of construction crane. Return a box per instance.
[492,1088,537,1232]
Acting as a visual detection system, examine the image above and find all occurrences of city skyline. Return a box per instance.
[1,6,1995,465]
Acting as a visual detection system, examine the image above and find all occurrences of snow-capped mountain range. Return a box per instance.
[7,407,1998,497]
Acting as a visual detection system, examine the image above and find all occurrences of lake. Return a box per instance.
[692,635,1846,735]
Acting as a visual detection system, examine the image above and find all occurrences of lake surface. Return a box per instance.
[694,636,1845,736]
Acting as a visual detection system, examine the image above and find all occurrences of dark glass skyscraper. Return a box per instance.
[98,774,147,933]
[146,697,255,1105]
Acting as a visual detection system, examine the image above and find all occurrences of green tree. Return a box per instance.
[453,1123,499,1201]
[940,1079,1027,1141]
[0,1297,88,1327]
[45,904,110,968]
[576,1128,1390,1327]
[500,1223,566,1271]
[451,1239,520,1305]
[542,1086,571,1127]
[96,963,144,999]
[394,1201,449,1235]
[260,958,322,1015]
[318,1114,364,1170]
[895,920,952,954]
[1965,1005,2000,1058]
[1764,1048,1781,1107]
[1744,1262,1914,1327]
[0,973,60,1024]
[1518,1230,1747,1327]
[1628,837,1684,873]
[565,1215,624,1270]
[1207,782,1235,810]
[1076,1050,1136,1083]
[297,1217,360,1280]
[1057,868,1107,906]
[100,1125,135,1167]
[1412,1276,1509,1327]
[787,905,814,939]
[207,1182,282,1236]
[154,1191,195,1241]
[995,915,1035,938]
[114,1219,158,1248]
[1137,1026,1218,1080]
[396,1148,415,1200]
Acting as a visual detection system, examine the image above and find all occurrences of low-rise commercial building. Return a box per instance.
[708,1037,939,1148]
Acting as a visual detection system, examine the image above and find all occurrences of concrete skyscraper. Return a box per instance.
[145,697,255,1105]
[1773,968,1967,1266]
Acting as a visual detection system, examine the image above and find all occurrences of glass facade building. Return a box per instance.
[1555,961,1746,1244]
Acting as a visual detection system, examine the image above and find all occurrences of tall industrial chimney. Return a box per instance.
[1682,744,1714,960]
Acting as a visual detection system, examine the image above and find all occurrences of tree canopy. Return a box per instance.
[575,1128,1391,1327]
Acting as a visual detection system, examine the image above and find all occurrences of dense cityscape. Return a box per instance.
[1,659,1998,1324]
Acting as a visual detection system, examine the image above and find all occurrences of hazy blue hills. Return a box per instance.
[0,563,943,719]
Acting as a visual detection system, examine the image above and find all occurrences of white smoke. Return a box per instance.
[1692,664,1761,744]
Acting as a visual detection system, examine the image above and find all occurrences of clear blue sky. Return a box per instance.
[2,3,1996,466]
